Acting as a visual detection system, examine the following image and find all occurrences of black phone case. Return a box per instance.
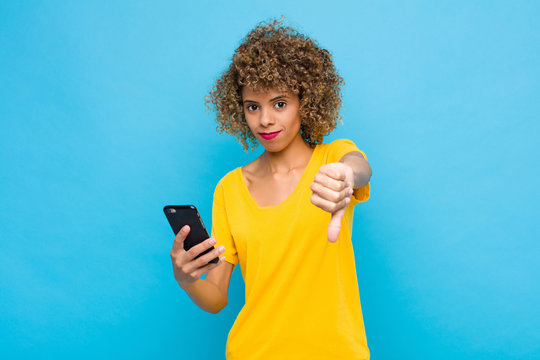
[163,205,218,264]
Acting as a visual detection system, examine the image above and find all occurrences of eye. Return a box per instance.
[246,104,258,112]
[274,101,287,109]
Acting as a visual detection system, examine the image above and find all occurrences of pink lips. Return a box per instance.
[259,131,281,140]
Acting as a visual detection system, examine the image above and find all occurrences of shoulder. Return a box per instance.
[213,155,264,195]
[317,138,359,151]
[316,138,366,163]
[328,138,360,149]
[214,167,242,193]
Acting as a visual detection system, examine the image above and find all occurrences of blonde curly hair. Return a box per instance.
[206,18,344,150]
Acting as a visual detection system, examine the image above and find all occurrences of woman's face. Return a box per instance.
[241,86,303,152]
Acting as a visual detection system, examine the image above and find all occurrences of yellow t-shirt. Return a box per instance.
[211,139,371,360]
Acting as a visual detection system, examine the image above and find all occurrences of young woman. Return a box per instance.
[170,19,373,359]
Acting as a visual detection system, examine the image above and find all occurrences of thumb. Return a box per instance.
[327,207,346,243]
[172,225,190,252]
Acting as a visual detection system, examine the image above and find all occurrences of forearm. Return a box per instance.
[180,278,228,314]
[340,152,372,188]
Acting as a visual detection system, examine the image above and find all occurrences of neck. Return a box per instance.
[262,133,313,174]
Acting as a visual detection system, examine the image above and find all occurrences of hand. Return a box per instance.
[170,225,226,288]
[310,163,354,242]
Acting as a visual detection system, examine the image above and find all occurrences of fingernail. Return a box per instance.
[219,256,226,261]
[209,238,217,245]
[218,245,225,252]
[181,225,189,233]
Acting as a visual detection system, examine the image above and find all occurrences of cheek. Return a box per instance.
[245,117,259,135]
[289,110,302,130]
[243,114,253,127]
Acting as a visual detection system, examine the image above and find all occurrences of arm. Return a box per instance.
[170,225,234,314]
[340,151,372,189]
[180,261,234,314]
[310,151,372,242]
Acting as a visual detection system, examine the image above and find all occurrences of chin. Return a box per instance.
[263,139,298,154]
[260,142,284,153]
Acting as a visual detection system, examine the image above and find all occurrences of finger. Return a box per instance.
[171,225,190,253]
[310,181,350,203]
[312,173,347,192]
[310,193,350,213]
[319,165,347,181]
[192,245,225,269]
[184,237,218,261]
[191,256,225,279]
[327,207,346,243]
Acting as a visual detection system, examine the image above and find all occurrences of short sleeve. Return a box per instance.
[326,139,371,204]
[211,180,239,265]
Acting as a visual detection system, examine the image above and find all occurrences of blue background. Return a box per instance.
[1,1,538,359]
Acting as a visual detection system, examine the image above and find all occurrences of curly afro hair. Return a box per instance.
[206,18,344,151]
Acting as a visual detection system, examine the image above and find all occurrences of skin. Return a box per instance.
[170,86,372,312]
[240,86,314,207]
[170,225,231,313]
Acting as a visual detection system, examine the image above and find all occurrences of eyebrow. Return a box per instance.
[243,94,289,104]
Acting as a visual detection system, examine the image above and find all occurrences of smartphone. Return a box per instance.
[163,205,218,264]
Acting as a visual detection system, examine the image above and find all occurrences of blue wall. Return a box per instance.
[1,1,538,359]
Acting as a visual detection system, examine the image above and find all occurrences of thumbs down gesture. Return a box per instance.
[310,162,355,243]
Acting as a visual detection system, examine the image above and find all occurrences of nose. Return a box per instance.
[259,107,275,127]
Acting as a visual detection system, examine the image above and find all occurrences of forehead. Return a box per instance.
[241,86,292,101]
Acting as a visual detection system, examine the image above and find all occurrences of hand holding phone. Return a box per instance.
[164,205,216,261]
[165,205,225,288]
[169,225,226,288]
